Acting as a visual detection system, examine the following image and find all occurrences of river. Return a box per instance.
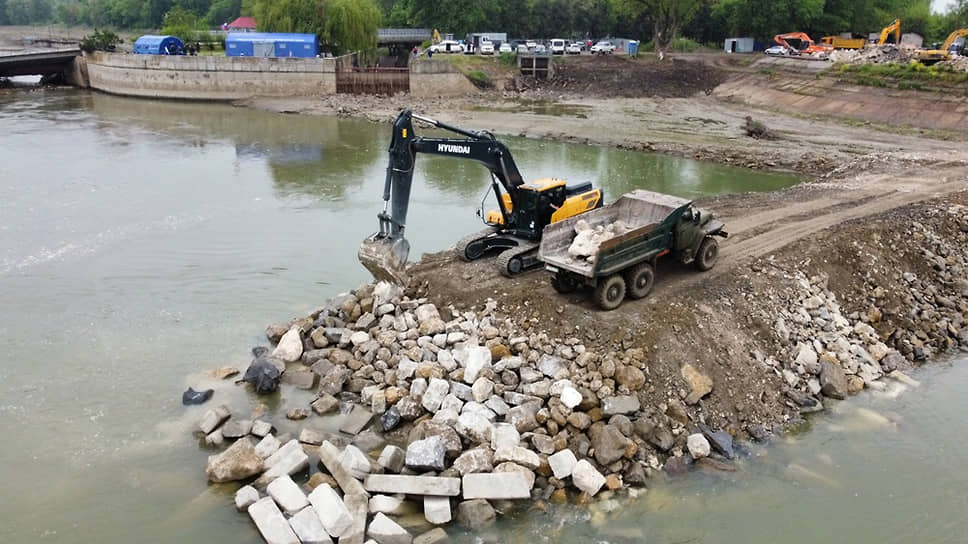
[1,86,961,543]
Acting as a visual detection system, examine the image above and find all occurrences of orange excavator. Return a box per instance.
[774,32,832,56]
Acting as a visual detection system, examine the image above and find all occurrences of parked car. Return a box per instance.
[525,40,537,50]
[550,38,567,55]
[567,42,582,54]
[480,41,495,55]
[499,42,513,54]
[430,40,464,54]
[517,43,529,54]
[764,45,788,56]
[533,44,548,54]
[590,40,616,54]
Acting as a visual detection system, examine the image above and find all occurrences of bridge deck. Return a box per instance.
[0,48,81,77]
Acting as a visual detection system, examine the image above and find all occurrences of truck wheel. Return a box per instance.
[552,272,581,294]
[594,274,626,311]
[695,237,719,271]
[624,262,655,299]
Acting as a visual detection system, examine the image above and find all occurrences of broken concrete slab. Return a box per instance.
[364,475,461,497]
[248,496,300,544]
[413,528,448,544]
[339,444,373,480]
[377,445,405,473]
[255,440,309,489]
[206,437,263,483]
[340,405,374,435]
[548,448,578,479]
[198,404,231,434]
[255,434,281,459]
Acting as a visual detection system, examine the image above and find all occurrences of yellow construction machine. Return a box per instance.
[877,18,901,46]
[915,28,968,63]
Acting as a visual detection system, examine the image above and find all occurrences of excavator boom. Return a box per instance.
[878,18,901,46]
[358,110,528,284]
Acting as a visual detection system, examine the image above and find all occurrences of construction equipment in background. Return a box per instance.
[820,35,867,50]
[915,28,968,63]
[877,18,901,46]
[358,110,603,284]
[774,32,832,57]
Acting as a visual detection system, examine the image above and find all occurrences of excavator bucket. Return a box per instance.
[358,235,411,285]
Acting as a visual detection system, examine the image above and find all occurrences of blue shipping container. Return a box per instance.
[225,33,318,58]
[133,35,185,55]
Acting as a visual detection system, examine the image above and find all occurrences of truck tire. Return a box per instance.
[552,272,581,294]
[594,274,626,311]
[695,237,719,271]
[624,262,655,299]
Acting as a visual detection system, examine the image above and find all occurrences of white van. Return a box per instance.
[550,38,566,55]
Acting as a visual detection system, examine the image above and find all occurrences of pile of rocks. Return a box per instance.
[828,44,914,65]
[752,205,968,416]
[567,219,631,259]
[196,280,735,542]
[939,56,968,72]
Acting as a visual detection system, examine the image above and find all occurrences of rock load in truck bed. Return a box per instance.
[541,190,691,277]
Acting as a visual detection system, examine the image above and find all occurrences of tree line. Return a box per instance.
[5,0,968,50]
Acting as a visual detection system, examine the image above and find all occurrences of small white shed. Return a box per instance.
[724,37,755,53]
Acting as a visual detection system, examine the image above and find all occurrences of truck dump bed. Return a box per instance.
[539,190,691,277]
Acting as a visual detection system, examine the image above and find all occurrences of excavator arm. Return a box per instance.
[878,18,901,46]
[359,110,527,284]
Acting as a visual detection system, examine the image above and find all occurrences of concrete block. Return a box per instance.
[413,528,449,544]
[248,497,300,544]
[317,441,368,497]
[255,434,281,459]
[235,485,260,511]
[341,492,369,544]
[267,475,310,515]
[548,449,578,479]
[367,512,412,544]
[364,475,461,497]
[289,506,333,544]
[308,484,353,538]
[423,496,451,525]
[461,473,531,500]
[377,445,405,473]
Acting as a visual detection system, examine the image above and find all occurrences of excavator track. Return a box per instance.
[455,227,500,261]
[496,241,540,277]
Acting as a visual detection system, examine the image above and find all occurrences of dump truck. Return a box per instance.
[820,36,867,50]
[538,190,727,310]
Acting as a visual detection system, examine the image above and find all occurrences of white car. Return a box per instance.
[517,43,529,54]
[549,39,566,55]
[533,44,547,54]
[590,40,616,54]
[764,45,788,56]
[499,42,512,53]
[567,42,582,54]
[430,40,464,54]
[479,41,494,55]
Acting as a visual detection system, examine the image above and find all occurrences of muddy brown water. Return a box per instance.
[3,85,960,543]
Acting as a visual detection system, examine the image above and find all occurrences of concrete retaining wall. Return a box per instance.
[85,52,338,100]
[409,59,477,97]
[83,53,477,100]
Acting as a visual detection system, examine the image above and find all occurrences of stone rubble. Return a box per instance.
[193,204,968,544]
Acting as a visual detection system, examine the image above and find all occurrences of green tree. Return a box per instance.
[161,6,201,42]
[204,0,242,26]
[0,0,7,25]
[622,0,700,55]
[324,0,382,54]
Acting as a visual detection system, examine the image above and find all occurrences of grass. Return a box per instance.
[466,70,493,89]
[639,37,704,53]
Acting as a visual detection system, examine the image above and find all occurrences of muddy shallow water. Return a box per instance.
[6,87,963,543]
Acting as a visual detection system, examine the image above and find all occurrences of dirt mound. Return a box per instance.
[939,56,968,72]
[511,56,728,98]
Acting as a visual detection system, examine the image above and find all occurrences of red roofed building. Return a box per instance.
[226,17,256,32]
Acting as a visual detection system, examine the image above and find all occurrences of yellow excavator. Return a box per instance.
[359,110,603,285]
[877,18,901,46]
[915,28,968,63]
